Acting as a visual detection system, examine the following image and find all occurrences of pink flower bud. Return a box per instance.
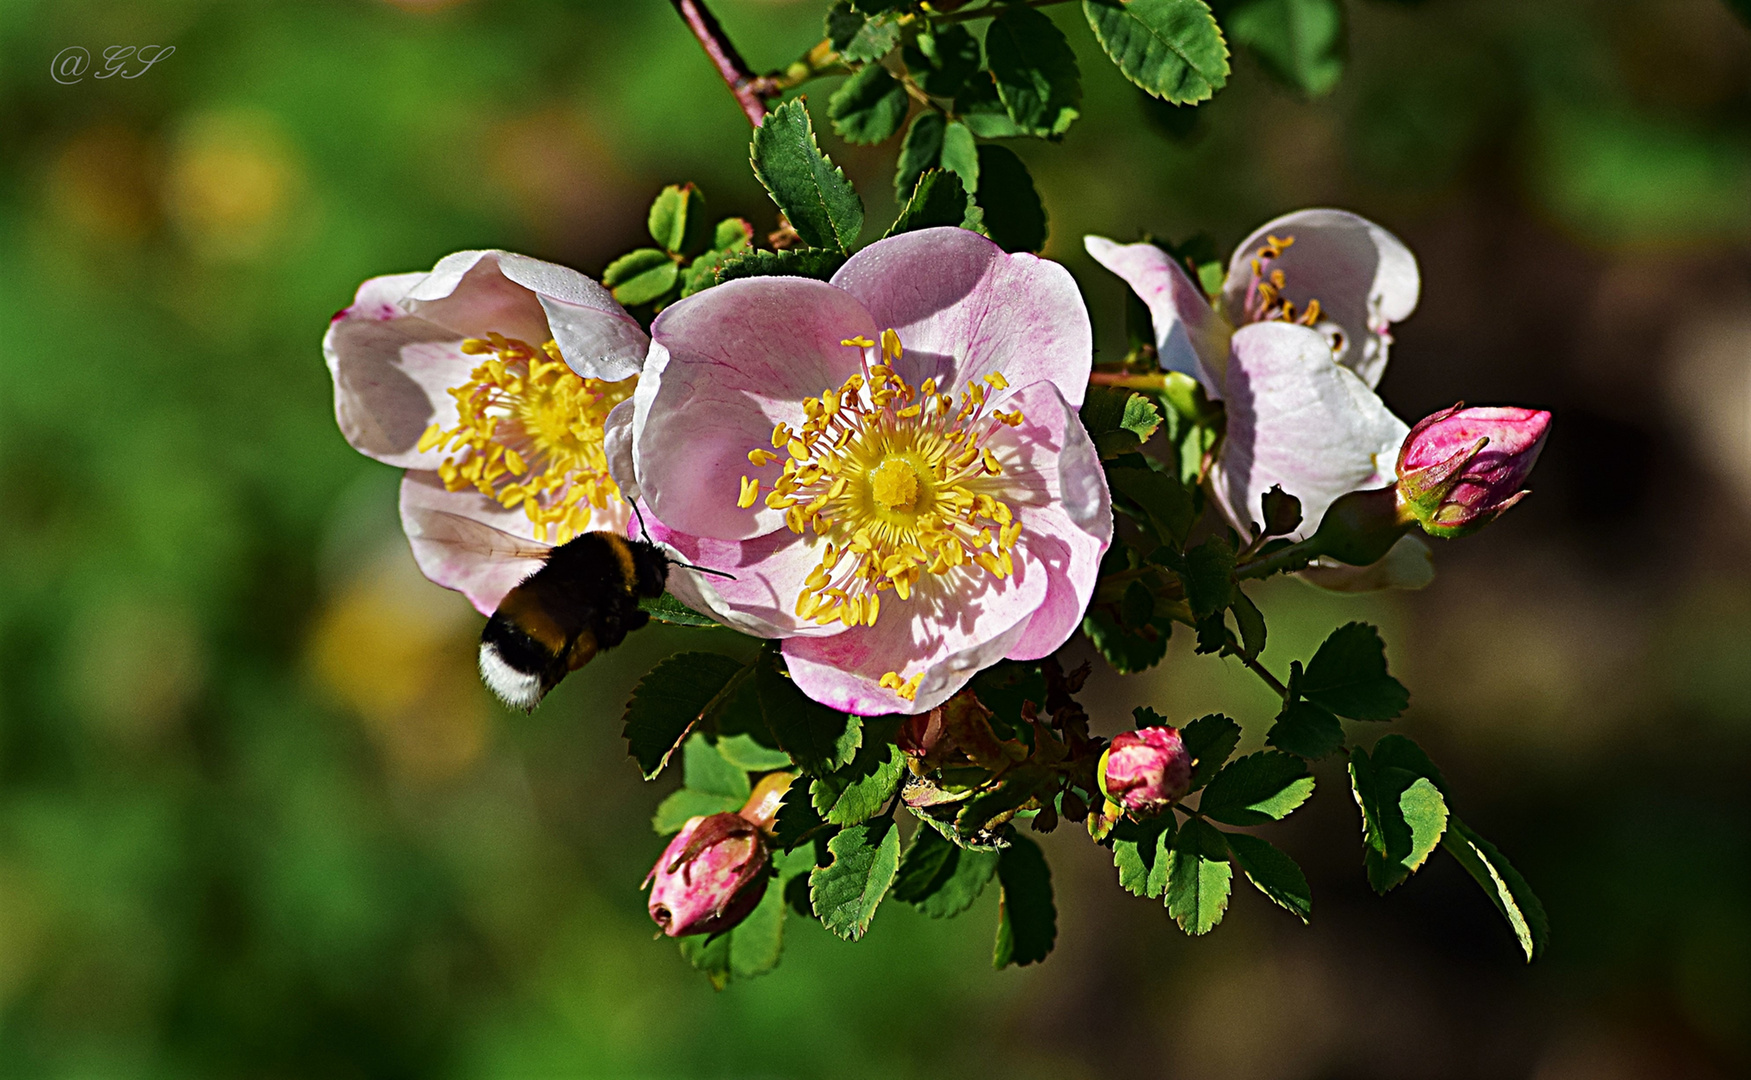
[645,812,769,937]
[1396,405,1551,539]
[1100,726,1193,817]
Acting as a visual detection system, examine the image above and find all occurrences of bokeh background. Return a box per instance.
[3,0,1751,1076]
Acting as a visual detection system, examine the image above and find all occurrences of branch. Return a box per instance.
[670,0,780,127]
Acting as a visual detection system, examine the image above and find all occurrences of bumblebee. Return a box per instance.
[406,511,671,711]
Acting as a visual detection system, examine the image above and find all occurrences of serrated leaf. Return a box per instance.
[941,120,979,193]
[1266,698,1345,759]
[750,99,864,252]
[827,4,902,63]
[772,786,829,851]
[716,248,847,286]
[622,653,746,779]
[1198,751,1314,826]
[955,72,1031,139]
[1107,464,1193,544]
[1225,0,1345,99]
[1179,712,1240,792]
[1083,0,1230,105]
[1224,831,1311,922]
[1301,622,1409,721]
[985,2,1082,136]
[810,818,901,940]
[1083,608,1172,675]
[1442,817,1549,962]
[638,592,719,626]
[894,111,945,198]
[905,24,981,98]
[1111,816,1175,898]
[1349,741,1449,893]
[1397,778,1448,876]
[603,248,679,307]
[681,731,749,800]
[811,735,904,825]
[893,826,999,918]
[714,217,753,252]
[885,170,977,238]
[1370,733,1450,795]
[757,653,862,772]
[648,183,709,256]
[1166,817,1232,934]
[652,787,745,834]
[829,64,910,145]
[1230,587,1266,659]
[973,144,1047,253]
[1179,535,1236,620]
[994,835,1056,967]
[715,733,792,772]
[1121,393,1164,441]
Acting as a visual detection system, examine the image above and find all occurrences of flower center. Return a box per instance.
[736,329,1026,698]
[1241,234,1329,334]
[417,332,635,545]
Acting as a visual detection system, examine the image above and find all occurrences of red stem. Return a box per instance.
[669,0,779,127]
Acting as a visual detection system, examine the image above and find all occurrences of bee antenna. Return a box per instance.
[631,500,653,544]
[677,560,737,581]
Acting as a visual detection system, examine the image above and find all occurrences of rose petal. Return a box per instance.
[1300,535,1435,592]
[1220,209,1419,389]
[635,278,879,540]
[603,398,640,504]
[402,250,648,381]
[1211,322,1409,539]
[399,470,550,617]
[325,272,473,469]
[1083,236,1232,396]
[831,227,1093,407]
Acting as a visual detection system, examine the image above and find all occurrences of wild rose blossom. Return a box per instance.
[325,250,648,614]
[1086,211,1430,588]
[609,227,1112,715]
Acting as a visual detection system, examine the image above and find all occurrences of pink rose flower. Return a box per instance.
[609,228,1112,715]
[1086,210,1432,590]
[1101,726,1193,817]
[324,250,648,614]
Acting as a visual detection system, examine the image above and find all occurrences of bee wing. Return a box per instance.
[405,509,554,562]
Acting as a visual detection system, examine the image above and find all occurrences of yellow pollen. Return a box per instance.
[420,333,634,544]
[739,328,1026,629]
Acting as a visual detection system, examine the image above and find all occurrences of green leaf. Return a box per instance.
[828,64,910,145]
[1107,464,1194,544]
[1084,0,1230,104]
[1083,608,1172,675]
[985,2,1082,137]
[1348,741,1449,893]
[1397,778,1449,877]
[1120,580,1154,629]
[713,217,754,252]
[681,731,750,800]
[1179,535,1236,621]
[1081,388,1164,458]
[809,818,902,940]
[1166,817,1232,934]
[973,144,1047,253]
[1111,816,1175,898]
[955,72,1031,139]
[648,183,710,256]
[638,592,719,627]
[993,835,1056,967]
[715,248,848,286]
[622,653,747,779]
[827,3,902,63]
[904,25,981,98]
[892,826,999,918]
[1198,751,1314,826]
[602,247,679,307]
[1224,0,1345,99]
[884,170,978,238]
[956,765,1051,835]
[1229,587,1266,659]
[715,733,792,772]
[750,99,864,252]
[1179,712,1240,792]
[652,787,745,833]
[772,786,829,851]
[1224,832,1311,923]
[940,120,979,193]
[1442,817,1549,962]
[1371,733,1450,794]
[757,652,862,773]
[811,733,905,825]
[894,111,945,198]
[1301,622,1409,721]
[1266,697,1345,759]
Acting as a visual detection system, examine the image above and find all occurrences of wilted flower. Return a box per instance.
[1086,211,1431,588]
[1100,726,1192,817]
[1397,405,1552,538]
[324,250,648,614]
[645,812,770,937]
[611,227,1112,714]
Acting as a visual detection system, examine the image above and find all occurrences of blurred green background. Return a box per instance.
[3,0,1751,1076]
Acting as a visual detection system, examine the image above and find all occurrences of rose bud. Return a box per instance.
[645,812,769,937]
[1099,726,1193,818]
[1397,405,1552,539]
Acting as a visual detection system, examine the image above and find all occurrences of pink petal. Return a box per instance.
[1083,236,1231,396]
[635,278,879,541]
[1220,209,1419,389]
[830,227,1093,407]
[1210,322,1409,539]
[402,250,648,381]
[399,470,550,617]
[325,272,473,469]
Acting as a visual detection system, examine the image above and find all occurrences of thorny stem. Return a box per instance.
[670,0,782,127]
